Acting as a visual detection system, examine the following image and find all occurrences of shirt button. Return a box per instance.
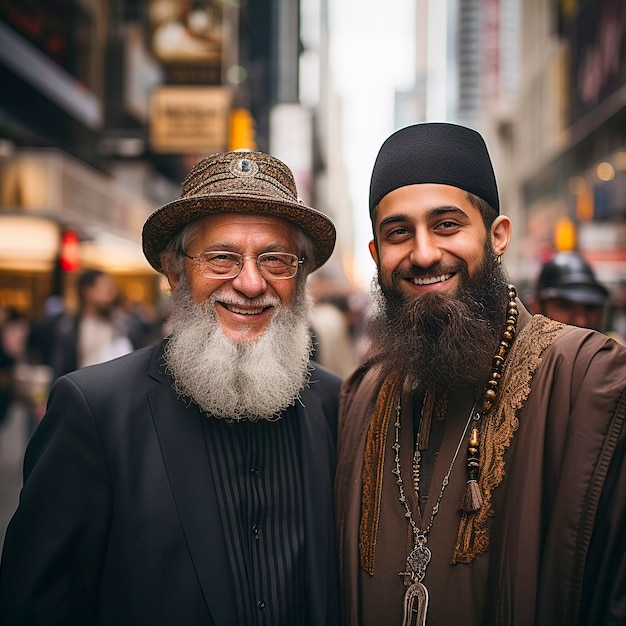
[252,524,260,539]
[250,467,259,477]
[257,600,266,610]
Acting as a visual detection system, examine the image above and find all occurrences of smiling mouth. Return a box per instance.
[408,273,453,286]
[222,303,271,315]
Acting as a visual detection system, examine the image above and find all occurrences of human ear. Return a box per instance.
[162,256,180,290]
[490,215,512,256]
[368,239,379,266]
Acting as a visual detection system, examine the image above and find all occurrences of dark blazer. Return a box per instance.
[0,343,342,626]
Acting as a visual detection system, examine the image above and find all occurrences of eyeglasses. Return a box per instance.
[182,250,304,280]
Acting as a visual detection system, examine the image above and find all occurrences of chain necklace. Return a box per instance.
[393,398,478,626]
[394,285,519,626]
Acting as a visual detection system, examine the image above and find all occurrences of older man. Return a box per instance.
[0,151,341,626]
[335,123,626,626]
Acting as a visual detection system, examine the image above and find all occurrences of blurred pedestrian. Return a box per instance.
[309,292,360,378]
[0,150,341,625]
[50,269,134,380]
[0,308,20,427]
[0,308,30,427]
[531,251,611,332]
[14,296,66,434]
[26,295,65,369]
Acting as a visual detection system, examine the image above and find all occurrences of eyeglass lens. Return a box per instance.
[200,252,299,279]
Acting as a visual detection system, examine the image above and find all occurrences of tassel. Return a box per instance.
[459,428,483,512]
[459,479,483,512]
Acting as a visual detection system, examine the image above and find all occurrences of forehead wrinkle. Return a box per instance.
[200,240,296,254]
[201,241,239,252]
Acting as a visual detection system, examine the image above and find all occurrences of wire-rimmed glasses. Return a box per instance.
[182,250,304,280]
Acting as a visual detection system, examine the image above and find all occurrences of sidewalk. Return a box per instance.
[0,402,27,543]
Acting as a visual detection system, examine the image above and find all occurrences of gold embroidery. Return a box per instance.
[360,375,400,574]
[452,315,564,562]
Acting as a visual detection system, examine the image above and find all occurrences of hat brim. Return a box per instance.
[539,285,609,306]
[142,191,336,273]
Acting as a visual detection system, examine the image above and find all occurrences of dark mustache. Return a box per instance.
[395,263,463,279]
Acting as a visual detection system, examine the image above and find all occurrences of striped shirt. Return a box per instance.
[204,407,306,625]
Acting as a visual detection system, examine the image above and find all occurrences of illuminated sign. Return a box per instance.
[149,85,231,153]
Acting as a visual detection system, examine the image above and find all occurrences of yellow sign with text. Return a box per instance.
[150,86,232,153]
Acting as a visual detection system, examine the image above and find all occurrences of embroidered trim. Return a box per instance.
[359,375,400,575]
[451,315,564,563]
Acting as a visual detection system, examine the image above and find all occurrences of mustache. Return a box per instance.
[164,276,312,420]
[393,262,465,280]
[207,287,282,310]
[368,242,510,392]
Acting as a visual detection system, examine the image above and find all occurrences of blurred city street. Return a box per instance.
[0,403,27,543]
[0,1,624,622]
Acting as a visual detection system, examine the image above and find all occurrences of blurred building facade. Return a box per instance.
[0,0,351,319]
[395,0,625,311]
[514,0,626,299]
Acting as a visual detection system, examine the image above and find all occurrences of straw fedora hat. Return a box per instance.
[142,150,336,273]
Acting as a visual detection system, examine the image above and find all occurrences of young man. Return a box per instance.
[0,150,341,626]
[335,123,626,626]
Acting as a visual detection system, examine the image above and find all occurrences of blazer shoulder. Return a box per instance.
[303,361,342,417]
[62,342,164,389]
[308,360,342,390]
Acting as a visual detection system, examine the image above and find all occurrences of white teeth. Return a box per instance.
[226,305,264,315]
[410,273,452,285]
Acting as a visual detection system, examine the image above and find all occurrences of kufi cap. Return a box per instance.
[369,122,500,217]
[143,150,336,273]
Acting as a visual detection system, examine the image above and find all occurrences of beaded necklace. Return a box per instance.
[394,285,519,626]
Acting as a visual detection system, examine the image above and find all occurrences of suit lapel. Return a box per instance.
[297,384,336,625]
[147,353,237,626]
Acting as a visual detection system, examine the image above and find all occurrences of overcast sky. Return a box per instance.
[328,0,416,288]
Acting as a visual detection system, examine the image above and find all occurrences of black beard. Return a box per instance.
[366,245,510,394]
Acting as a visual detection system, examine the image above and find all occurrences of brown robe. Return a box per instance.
[335,301,626,626]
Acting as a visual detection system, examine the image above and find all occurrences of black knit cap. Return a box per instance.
[369,122,500,218]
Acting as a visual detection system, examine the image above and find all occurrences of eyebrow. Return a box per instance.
[200,241,293,253]
[378,205,469,231]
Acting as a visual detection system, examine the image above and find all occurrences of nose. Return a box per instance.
[408,229,442,268]
[231,257,267,298]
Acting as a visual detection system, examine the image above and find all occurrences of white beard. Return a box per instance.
[163,277,313,421]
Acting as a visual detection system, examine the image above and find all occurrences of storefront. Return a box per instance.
[0,149,162,318]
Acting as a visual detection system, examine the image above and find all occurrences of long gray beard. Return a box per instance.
[163,279,313,421]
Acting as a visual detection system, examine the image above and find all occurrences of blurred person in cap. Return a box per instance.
[0,150,341,625]
[532,250,612,333]
[334,123,626,626]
